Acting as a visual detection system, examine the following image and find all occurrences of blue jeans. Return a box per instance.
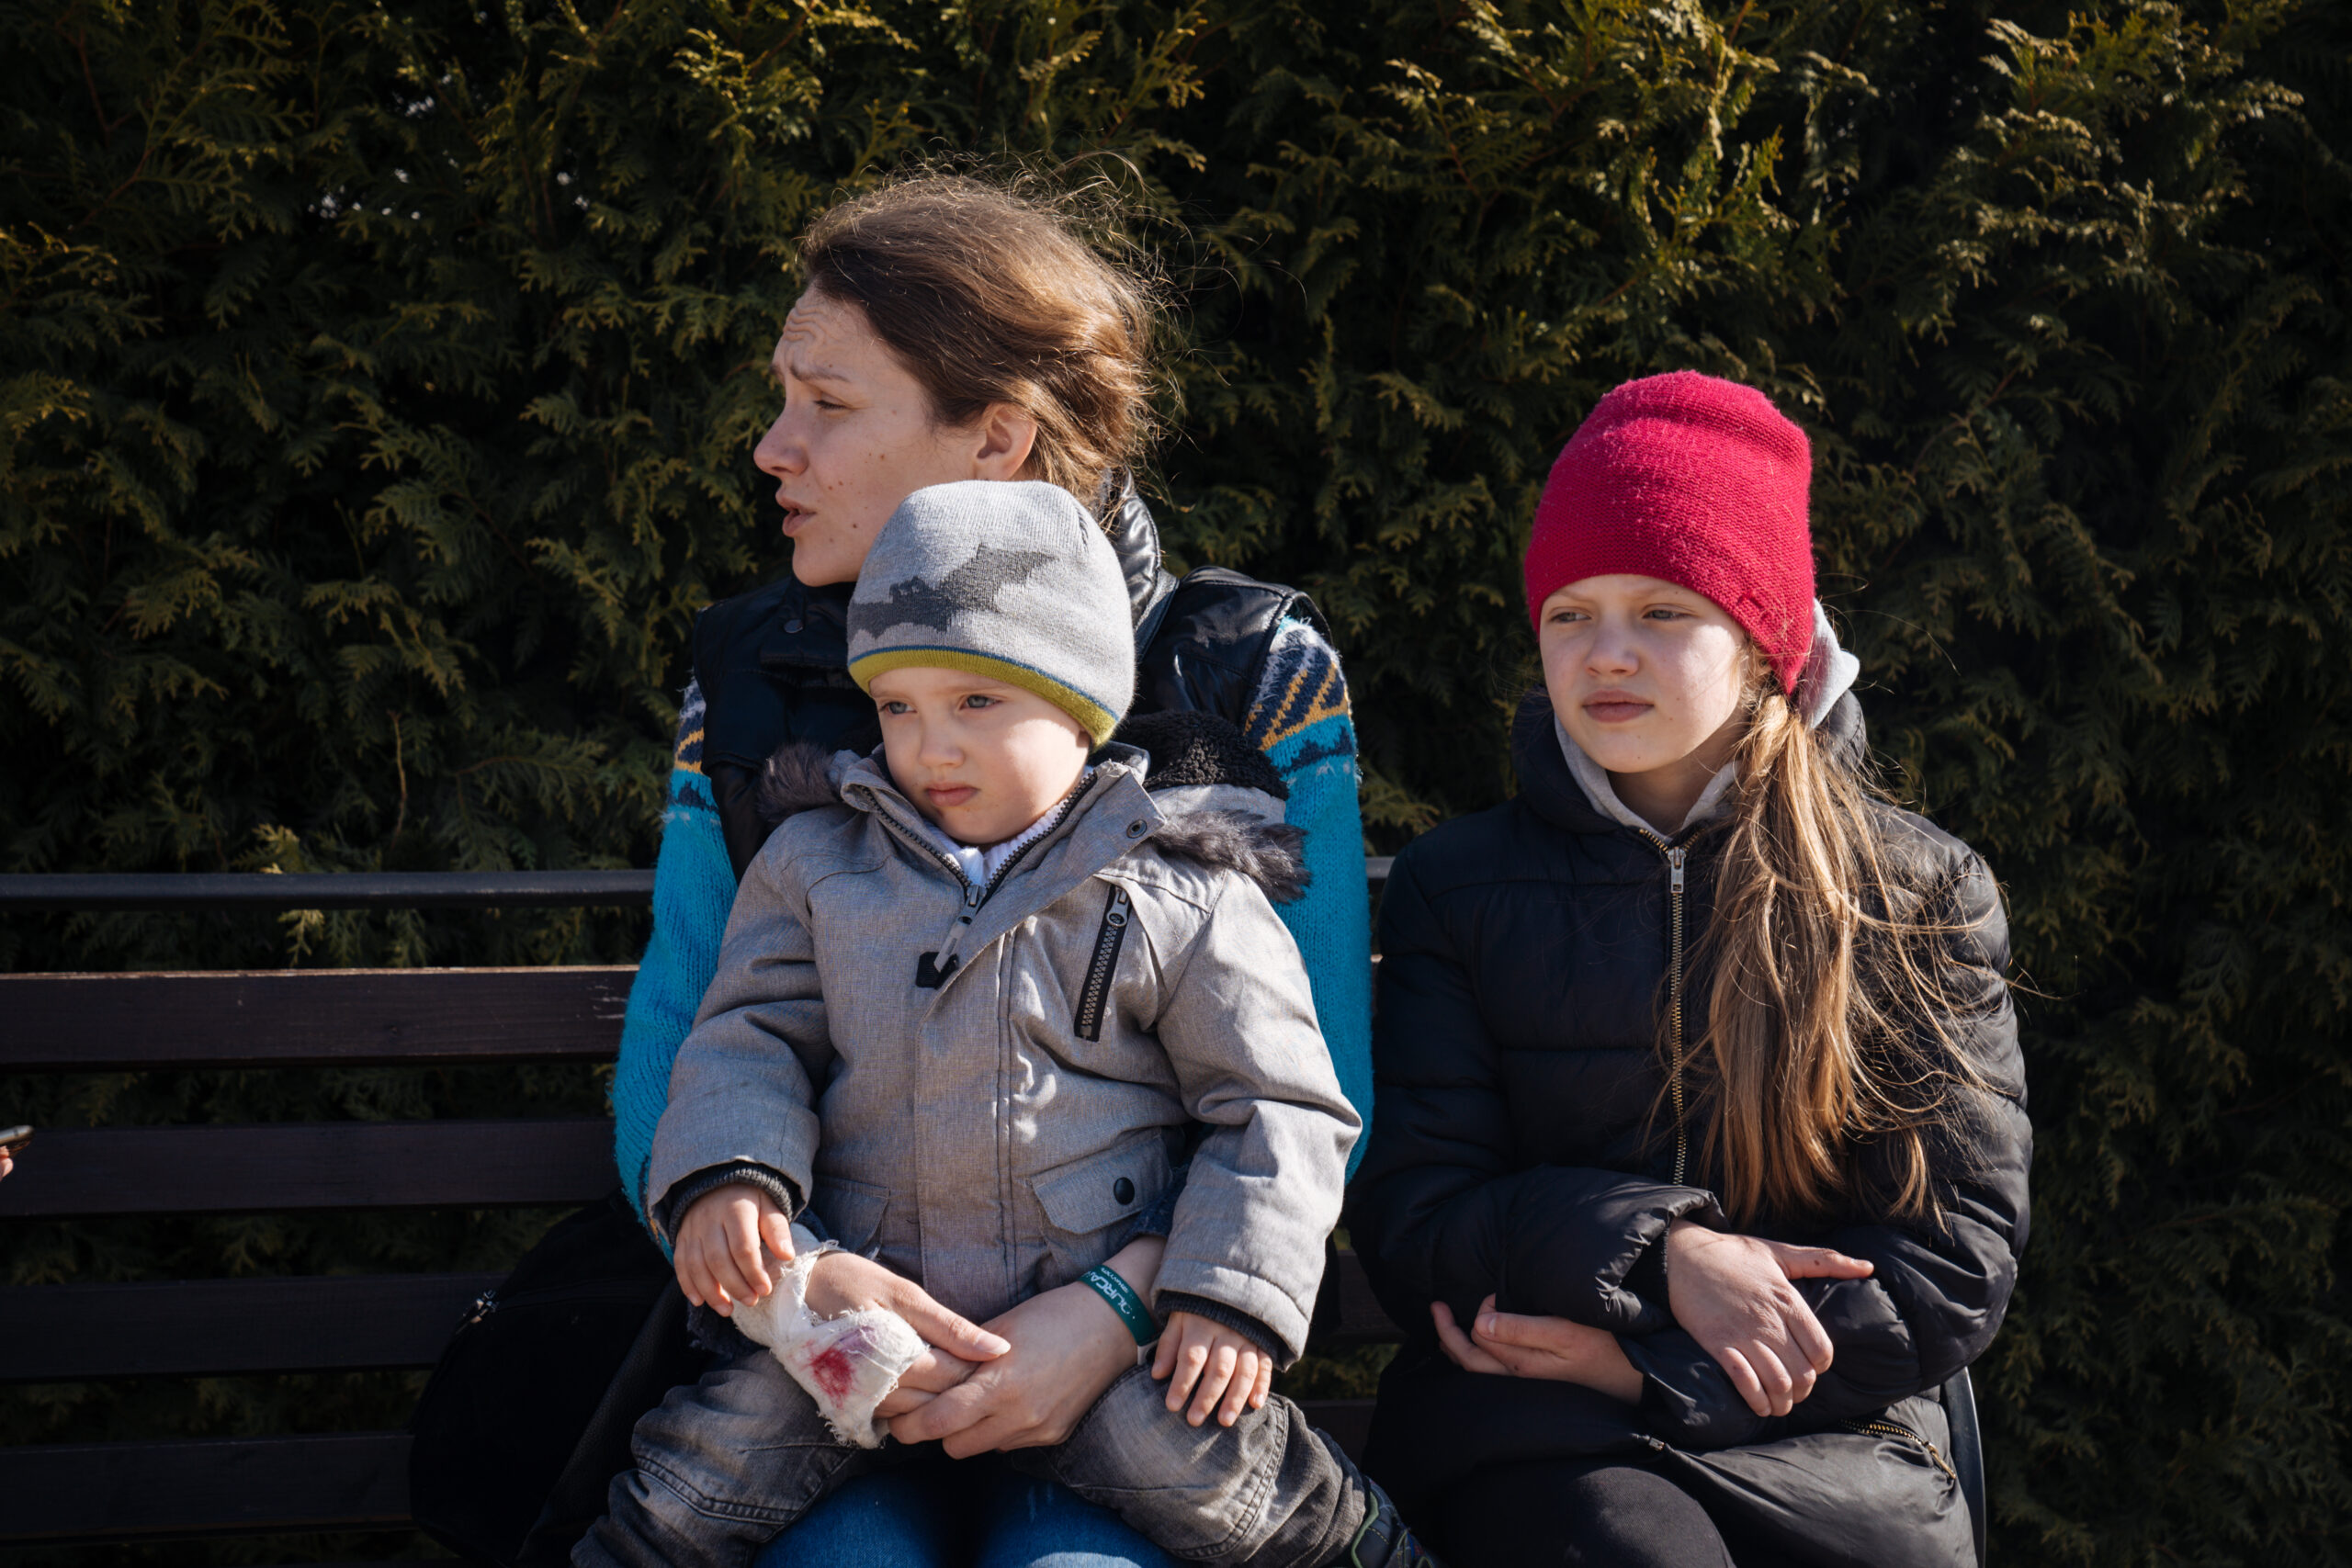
[574,1352,1368,1568]
[758,1449,1181,1568]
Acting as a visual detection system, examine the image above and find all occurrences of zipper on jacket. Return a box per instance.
[1072,884,1133,1041]
[1843,1416,1958,1483]
[872,806,975,890]
[870,810,980,984]
[1637,829,1690,1186]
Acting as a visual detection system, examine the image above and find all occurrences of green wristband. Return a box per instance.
[1080,1264,1159,1346]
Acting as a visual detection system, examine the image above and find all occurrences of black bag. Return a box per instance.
[410,1190,713,1567]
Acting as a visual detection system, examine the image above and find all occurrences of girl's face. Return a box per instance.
[1540,574,1753,810]
[752,288,1038,587]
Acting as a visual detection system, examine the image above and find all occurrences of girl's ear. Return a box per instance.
[967,402,1039,480]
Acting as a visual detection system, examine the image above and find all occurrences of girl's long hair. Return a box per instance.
[1676,668,1993,1225]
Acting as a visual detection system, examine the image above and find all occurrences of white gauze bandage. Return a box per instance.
[727,1224,925,1449]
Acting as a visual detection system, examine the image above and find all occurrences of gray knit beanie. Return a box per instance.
[846,480,1135,746]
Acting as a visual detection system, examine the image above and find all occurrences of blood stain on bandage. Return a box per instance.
[807,1344,856,1404]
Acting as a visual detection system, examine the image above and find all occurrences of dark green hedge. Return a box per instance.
[4,1,2349,1562]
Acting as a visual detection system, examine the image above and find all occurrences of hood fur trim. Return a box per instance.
[1151,811,1310,905]
[757,739,849,827]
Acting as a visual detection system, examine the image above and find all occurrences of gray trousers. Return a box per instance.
[572,1349,1370,1568]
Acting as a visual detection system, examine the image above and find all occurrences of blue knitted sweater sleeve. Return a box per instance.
[1245,616,1374,1179]
[614,680,739,1229]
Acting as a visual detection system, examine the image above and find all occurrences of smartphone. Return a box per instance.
[0,1125,31,1156]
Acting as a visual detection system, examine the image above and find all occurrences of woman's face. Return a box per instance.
[752,288,1037,587]
[1540,574,1753,796]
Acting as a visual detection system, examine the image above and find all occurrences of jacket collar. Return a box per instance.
[1511,691,1622,839]
[753,575,854,673]
[1104,472,1180,640]
[836,744,1164,980]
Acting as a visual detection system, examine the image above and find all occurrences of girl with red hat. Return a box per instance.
[1346,372,2030,1565]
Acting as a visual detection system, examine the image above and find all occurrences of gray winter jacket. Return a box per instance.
[648,743,1357,1361]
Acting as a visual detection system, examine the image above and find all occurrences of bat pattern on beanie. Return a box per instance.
[876,545,1057,633]
[846,480,1137,748]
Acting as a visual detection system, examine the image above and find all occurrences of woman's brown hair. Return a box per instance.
[797,168,1162,513]
[1675,667,1995,1225]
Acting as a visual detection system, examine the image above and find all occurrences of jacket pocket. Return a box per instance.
[1031,1134,1173,1271]
[809,1174,890,1257]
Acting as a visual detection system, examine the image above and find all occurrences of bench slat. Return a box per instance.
[0,1273,502,1382]
[0,966,633,1071]
[0,1432,412,1543]
[0,870,654,911]
[0,1120,615,1218]
[0,1258,1399,1384]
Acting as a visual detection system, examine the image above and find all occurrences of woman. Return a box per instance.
[1347,371,2030,1566]
[615,173,1376,1567]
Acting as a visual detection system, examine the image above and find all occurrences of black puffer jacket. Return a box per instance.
[1346,692,2030,1567]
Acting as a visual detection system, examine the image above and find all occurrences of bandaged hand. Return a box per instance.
[714,1224,927,1449]
[1153,1310,1273,1429]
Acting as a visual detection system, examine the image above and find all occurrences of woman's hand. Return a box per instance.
[1431,1296,1643,1402]
[886,1236,1164,1456]
[802,1248,1012,1368]
[1153,1311,1274,1428]
[873,1348,978,1418]
[673,1182,797,1314]
[1664,1220,1874,1417]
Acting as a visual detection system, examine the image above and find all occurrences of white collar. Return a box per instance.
[911,767,1096,888]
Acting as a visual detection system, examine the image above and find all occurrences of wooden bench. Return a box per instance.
[0,867,1984,1562]
[0,871,1393,1556]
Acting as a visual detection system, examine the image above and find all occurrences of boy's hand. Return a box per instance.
[1153,1309,1273,1428]
[674,1181,797,1315]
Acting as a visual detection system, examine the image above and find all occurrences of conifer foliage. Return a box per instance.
[4,1,2348,1562]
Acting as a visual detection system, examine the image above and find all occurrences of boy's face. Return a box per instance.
[869,667,1092,845]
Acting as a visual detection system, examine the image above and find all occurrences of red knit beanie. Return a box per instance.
[1523,371,1816,694]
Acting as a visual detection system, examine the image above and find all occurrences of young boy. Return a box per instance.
[575,480,1437,1568]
